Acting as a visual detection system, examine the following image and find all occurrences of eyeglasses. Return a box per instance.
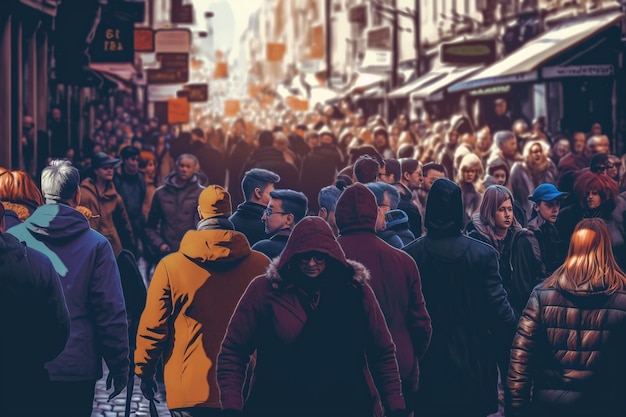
[594,162,613,173]
[298,252,328,263]
[264,207,289,217]
[377,172,390,178]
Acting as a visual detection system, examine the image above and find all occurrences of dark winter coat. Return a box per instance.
[217,217,405,417]
[145,172,204,254]
[8,203,129,382]
[403,178,517,416]
[299,144,344,213]
[396,183,422,239]
[229,201,267,246]
[241,146,300,191]
[113,170,146,241]
[385,209,416,247]
[0,232,70,416]
[507,285,626,417]
[336,184,432,397]
[227,137,254,207]
[251,228,290,260]
[190,140,226,187]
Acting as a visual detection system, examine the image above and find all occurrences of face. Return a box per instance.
[297,252,327,278]
[307,135,320,148]
[529,144,544,163]
[477,131,492,152]
[378,168,394,184]
[462,167,476,184]
[502,137,518,158]
[52,108,62,120]
[144,159,156,176]
[176,157,196,181]
[95,165,115,182]
[492,169,507,185]
[423,169,445,192]
[593,136,610,154]
[591,123,602,135]
[405,167,423,190]
[494,198,513,230]
[124,155,140,175]
[585,190,601,210]
[375,193,392,232]
[555,140,570,158]
[572,133,586,154]
[608,156,620,180]
[234,121,245,136]
[535,200,560,223]
[374,133,387,148]
[495,101,507,116]
[261,198,290,234]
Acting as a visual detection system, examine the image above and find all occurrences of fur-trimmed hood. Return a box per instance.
[265,256,370,289]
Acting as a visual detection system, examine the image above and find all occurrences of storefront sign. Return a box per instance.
[361,49,392,67]
[167,97,190,124]
[267,43,287,62]
[541,65,614,79]
[147,53,189,85]
[367,26,391,50]
[134,28,154,53]
[440,40,496,65]
[308,25,325,59]
[171,0,194,24]
[148,85,181,102]
[468,85,512,96]
[155,29,191,53]
[177,83,209,102]
[90,14,134,63]
[349,4,367,24]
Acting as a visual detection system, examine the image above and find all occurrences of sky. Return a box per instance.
[193,0,263,59]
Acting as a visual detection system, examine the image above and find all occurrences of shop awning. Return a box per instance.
[404,65,482,102]
[448,11,623,93]
[350,72,387,94]
[388,71,448,99]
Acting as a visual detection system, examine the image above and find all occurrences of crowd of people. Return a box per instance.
[1,95,626,417]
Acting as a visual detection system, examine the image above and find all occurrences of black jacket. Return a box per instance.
[114,170,146,240]
[190,140,226,187]
[227,137,254,207]
[403,178,517,416]
[396,184,422,239]
[241,147,300,192]
[0,232,70,416]
[251,228,290,260]
[299,144,344,213]
[229,201,267,246]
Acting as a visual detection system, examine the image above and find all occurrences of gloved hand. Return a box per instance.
[140,376,159,401]
[106,372,128,401]
[221,409,243,417]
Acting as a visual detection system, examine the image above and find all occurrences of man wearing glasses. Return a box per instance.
[252,189,308,259]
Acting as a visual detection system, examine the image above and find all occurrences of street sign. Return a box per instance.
[167,97,190,124]
[177,83,209,102]
[541,65,614,79]
[154,29,191,53]
[90,13,134,63]
[134,28,154,53]
[147,53,189,85]
[367,26,391,50]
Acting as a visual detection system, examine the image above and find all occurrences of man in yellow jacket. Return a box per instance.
[135,185,270,417]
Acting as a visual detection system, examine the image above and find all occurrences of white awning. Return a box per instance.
[448,11,623,93]
[411,65,482,102]
[350,72,387,94]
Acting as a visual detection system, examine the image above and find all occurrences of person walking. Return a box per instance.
[336,183,432,415]
[8,160,129,416]
[0,203,70,417]
[135,186,270,417]
[403,178,517,417]
[217,216,407,417]
[506,218,626,417]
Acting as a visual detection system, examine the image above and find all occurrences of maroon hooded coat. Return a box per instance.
[217,217,405,417]
[336,184,432,401]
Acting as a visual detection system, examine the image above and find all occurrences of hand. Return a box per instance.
[159,243,170,253]
[106,372,128,401]
[140,377,158,401]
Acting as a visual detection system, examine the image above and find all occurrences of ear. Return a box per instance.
[533,203,540,212]
[318,207,328,219]
[403,171,411,181]
[285,213,295,227]
[254,187,262,200]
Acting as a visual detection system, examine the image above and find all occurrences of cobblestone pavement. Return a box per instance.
[91,367,170,417]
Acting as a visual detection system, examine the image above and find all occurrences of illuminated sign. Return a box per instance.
[441,39,496,65]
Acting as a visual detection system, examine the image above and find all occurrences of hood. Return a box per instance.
[164,171,200,189]
[22,204,90,240]
[0,232,26,266]
[1,200,37,222]
[425,178,464,238]
[179,229,252,265]
[335,183,377,234]
[267,256,369,289]
[385,209,409,229]
[276,216,349,273]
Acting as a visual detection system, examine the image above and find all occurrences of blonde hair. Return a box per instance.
[544,218,626,294]
[456,153,485,193]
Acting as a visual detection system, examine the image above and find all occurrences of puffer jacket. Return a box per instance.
[507,284,626,417]
[218,217,405,417]
[80,178,135,256]
[135,222,270,410]
[145,172,204,253]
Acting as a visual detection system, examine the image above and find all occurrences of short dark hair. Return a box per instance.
[423,162,446,178]
[257,130,274,147]
[400,158,420,176]
[366,182,400,209]
[269,189,308,223]
[354,155,380,183]
[384,158,400,181]
[296,124,308,131]
[242,168,281,201]
[191,127,205,139]
[318,186,342,213]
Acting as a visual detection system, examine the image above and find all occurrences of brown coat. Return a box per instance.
[79,178,135,256]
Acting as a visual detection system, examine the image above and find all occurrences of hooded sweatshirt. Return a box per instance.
[336,184,432,393]
[218,216,405,416]
[8,203,129,381]
[135,211,270,410]
[403,178,517,416]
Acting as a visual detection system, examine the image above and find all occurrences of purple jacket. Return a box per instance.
[336,183,432,393]
[217,217,405,417]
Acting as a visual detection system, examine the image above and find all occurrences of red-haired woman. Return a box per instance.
[556,169,626,269]
[507,218,626,417]
[0,169,44,229]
